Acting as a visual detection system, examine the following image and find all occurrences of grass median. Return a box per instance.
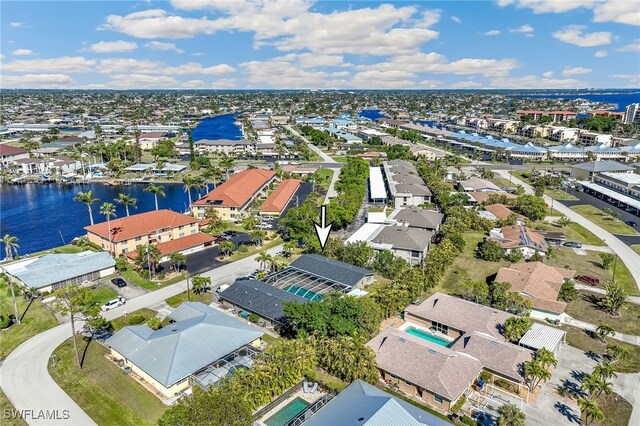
[570,205,639,236]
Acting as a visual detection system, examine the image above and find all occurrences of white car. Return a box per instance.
[101,297,125,311]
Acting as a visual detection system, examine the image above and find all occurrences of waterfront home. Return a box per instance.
[191,168,276,221]
[193,139,255,156]
[107,302,263,398]
[258,178,301,216]
[303,379,451,426]
[136,132,168,150]
[488,225,548,259]
[383,160,432,207]
[0,145,28,168]
[495,262,575,321]
[218,279,307,327]
[13,156,81,176]
[85,209,213,260]
[1,251,115,293]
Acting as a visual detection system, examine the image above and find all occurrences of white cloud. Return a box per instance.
[272,53,349,69]
[181,79,207,88]
[241,59,331,88]
[11,49,33,56]
[106,74,180,89]
[610,74,640,79]
[2,56,96,73]
[450,81,482,88]
[211,78,236,89]
[509,24,534,34]
[351,70,417,89]
[418,10,441,28]
[9,22,30,28]
[595,50,608,57]
[484,30,501,36]
[418,80,441,88]
[543,71,554,78]
[497,0,638,26]
[451,16,461,24]
[1,73,73,88]
[88,40,138,53]
[617,39,640,52]
[100,9,222,39]
[164,62,235,75]
[97,58,161,74]
[490,74,587,88]
[552,25,611,47]
[563,67,592,75]
[145,41,184,53]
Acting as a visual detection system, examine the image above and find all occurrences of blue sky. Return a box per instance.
[1,0,638,89]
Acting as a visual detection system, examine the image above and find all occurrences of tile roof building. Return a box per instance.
[495,262,575,319]
[1,251,115,293]
[107,302,263,398]
[489,225,549,259]
[0,144,28,167]
[259,178,301,216]
[192,168,276,221]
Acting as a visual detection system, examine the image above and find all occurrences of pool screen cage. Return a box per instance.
[263,268,352,299]
[191,345,261,389]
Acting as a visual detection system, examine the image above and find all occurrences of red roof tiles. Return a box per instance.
[259,179,301,214]
[193,169,275,208]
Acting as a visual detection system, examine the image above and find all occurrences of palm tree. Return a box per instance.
[2,234,19,260]
[219,241,235,258]
[242,215,258,231]
[596,322,615,343]
[605,344,631,364]
[219,156,234,180]
[145,183,165,211]
[256,252,272,271]
[74,190,101,225]
[578,398,604,426]
[535,348,558,370]
[592,363,617,382]
[114,193,137,217]
[99,202,117,254]
[182,175,197,209]
[497,404,526,426]
[524,359,551,392]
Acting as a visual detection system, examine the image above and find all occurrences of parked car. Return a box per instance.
[576,275,600,286]
[101,297,125,311]
[625,220,637,227]
[224,230,238,237]
[563,241,583,248]
[111,277,127,288]
[212,235,226,243]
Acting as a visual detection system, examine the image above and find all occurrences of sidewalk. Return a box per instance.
[575,284,640,305]
[285,125,337,164]
[561,315,640,345]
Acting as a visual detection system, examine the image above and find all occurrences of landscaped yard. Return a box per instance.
[28,244,87,257]
[565,291,640,336]
[596,391,633,426]
[632,244,640,255]
[0,389,27,426]
[111,308,158,331]
[0,282,59,361]
[544,188,578,201]
[562,326,640,374]
[570,205,640,236]
[90,285,118,306]
[119,269,186,291]
[227,237,283,262]
[546,247,638,296]
[49,338,167,426]
[165,290,213,308]
[436,231,508,297]
[531,220,604,246]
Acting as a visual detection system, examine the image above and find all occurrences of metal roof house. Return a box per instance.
[1,251,115,293]
[303,380,451,426]
[106,302,263,398]
[218,279,307,327]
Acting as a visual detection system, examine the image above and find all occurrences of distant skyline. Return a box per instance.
[1,0,639,90]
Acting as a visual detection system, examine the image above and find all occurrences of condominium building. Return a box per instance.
[382,159,432,207]
[624,103,640,125]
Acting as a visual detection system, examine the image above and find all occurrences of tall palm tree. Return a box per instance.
[114,193,137,217]
[74,190,101,225]
[2,234,19,260]
[497,404,526,426]
[592,363,617,382]
[535,348,558,370]
[256,252,272,271]
[578,398,604,426]
[182,175,196,209]
[145,183,165,211]
[99,202,117,254]
[219,156,234,180]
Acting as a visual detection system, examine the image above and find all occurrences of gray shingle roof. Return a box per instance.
[305,379,451,426]
[218,279,306,323]
[571,161,632,172]
[2,251,115,289]
[289,254,373,288]
[106,302,262,387]
[392,208,444,231]
[371,226,432,251]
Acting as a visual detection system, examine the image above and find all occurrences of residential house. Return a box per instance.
[369,225,433,266]
[578,131,612,146]
[0,145,28,168]
[194,139,255,156]
[488,225,548,259]
[483,204,524,225]
[457,177,501,192]
[138,132,167,150]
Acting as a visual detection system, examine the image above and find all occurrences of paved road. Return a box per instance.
[495,170,640,290]
[285,125,337,164]
[0,245,283,426]
[324,167,340,204]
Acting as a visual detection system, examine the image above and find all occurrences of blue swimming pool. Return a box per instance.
[264,397,310,426]
[285,285,323,301]
[405,327,452,347]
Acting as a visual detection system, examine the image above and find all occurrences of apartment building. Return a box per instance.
[382,159,432,207]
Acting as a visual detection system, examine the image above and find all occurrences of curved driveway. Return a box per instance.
[0,245,282,425]
[495,170,640,289]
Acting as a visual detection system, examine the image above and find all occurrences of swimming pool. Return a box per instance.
[284,285,323,301]
[405,327,452,347]
[264,397,310,426]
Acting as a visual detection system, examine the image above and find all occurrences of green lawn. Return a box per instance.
[436,231,508,297]
[570,205,640,236]
[28,244,87,257]
[119,269,186,291]
[0,282,59,361]
[545,188,578,201]
[165,290,213,308]
[596,391,633,426]
[632,245,640,255]
[0,389,27,426]
[227,237,283,262]
[490,177,514,188]
[90,286,118,306]
[49,338,167,426]
[530,220,604,246]
[111,308,158,331]
[562,326,640,374]
[565,291,640,336]
[546,247,638,296]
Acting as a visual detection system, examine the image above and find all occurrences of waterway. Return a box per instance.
[0,183,211,255]
[359,109,386,121]
[517,92,640,112]
[191,112,244,141]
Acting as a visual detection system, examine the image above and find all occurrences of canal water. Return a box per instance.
[191,112,243,141]
[359,109,385,121]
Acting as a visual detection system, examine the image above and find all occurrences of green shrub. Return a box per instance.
[480,371,493,382]
[451,396,466,414]
[460,415,476,425]
[248,313,259,323]
[238,245,249,253]
[126,315,146,326]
